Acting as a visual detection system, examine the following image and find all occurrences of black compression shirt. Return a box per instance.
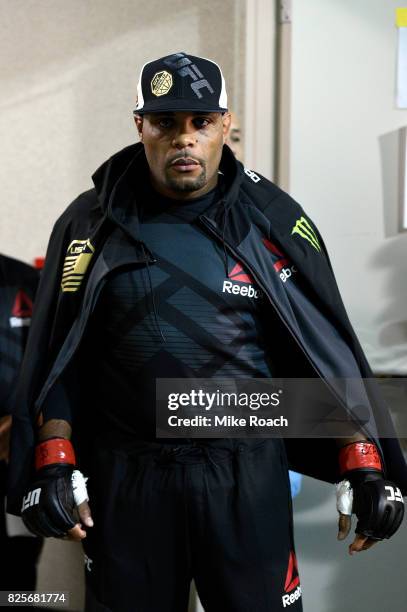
[86,181,275,436]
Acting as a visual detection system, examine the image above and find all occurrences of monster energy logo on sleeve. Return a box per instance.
[291,217,321,252]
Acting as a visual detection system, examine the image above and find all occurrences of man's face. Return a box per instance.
[134,111,231,200]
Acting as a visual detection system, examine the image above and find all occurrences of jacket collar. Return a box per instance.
[91,142,244,240]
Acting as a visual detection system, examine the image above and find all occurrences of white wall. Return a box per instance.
[290,0,407,374]
[289,4,407,611]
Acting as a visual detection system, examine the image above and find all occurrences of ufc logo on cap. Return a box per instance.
[164,53,214,99]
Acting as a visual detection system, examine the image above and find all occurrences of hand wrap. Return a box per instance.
[338,441,404,540]
[21,438,88,538]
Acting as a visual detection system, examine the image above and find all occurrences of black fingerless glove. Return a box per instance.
[339,441,405,540]
[21,438,77,538]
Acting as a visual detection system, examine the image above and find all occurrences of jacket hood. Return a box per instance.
[91,141,245,220]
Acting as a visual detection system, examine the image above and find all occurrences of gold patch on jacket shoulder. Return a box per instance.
[61,239,95,293]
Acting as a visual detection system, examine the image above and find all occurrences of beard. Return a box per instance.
[164,164,207,193]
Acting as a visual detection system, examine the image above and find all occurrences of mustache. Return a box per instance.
[167,153,205,168]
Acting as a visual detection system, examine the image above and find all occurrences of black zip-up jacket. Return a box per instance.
[7,143,407,514]
[0,255,38,418]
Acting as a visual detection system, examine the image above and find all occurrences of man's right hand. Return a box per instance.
[21,437,93,541]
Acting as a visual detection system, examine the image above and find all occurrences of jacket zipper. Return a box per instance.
[198,215,377,450]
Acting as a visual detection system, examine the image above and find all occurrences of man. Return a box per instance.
[0,254,41,594]
[7,52,406,612]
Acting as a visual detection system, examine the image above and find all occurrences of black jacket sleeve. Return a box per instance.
[7,212,77,514]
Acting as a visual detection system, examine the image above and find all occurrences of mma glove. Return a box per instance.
[337,441,405,541]
[21,438,89,538]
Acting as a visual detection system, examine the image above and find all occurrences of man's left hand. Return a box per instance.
[336,479,377,554]
[337,511,379,554]
[336,475,404,555]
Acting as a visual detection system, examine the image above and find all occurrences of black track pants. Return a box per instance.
[82,438,303,612]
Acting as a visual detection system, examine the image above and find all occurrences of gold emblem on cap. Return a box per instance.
[151,71,173,97]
